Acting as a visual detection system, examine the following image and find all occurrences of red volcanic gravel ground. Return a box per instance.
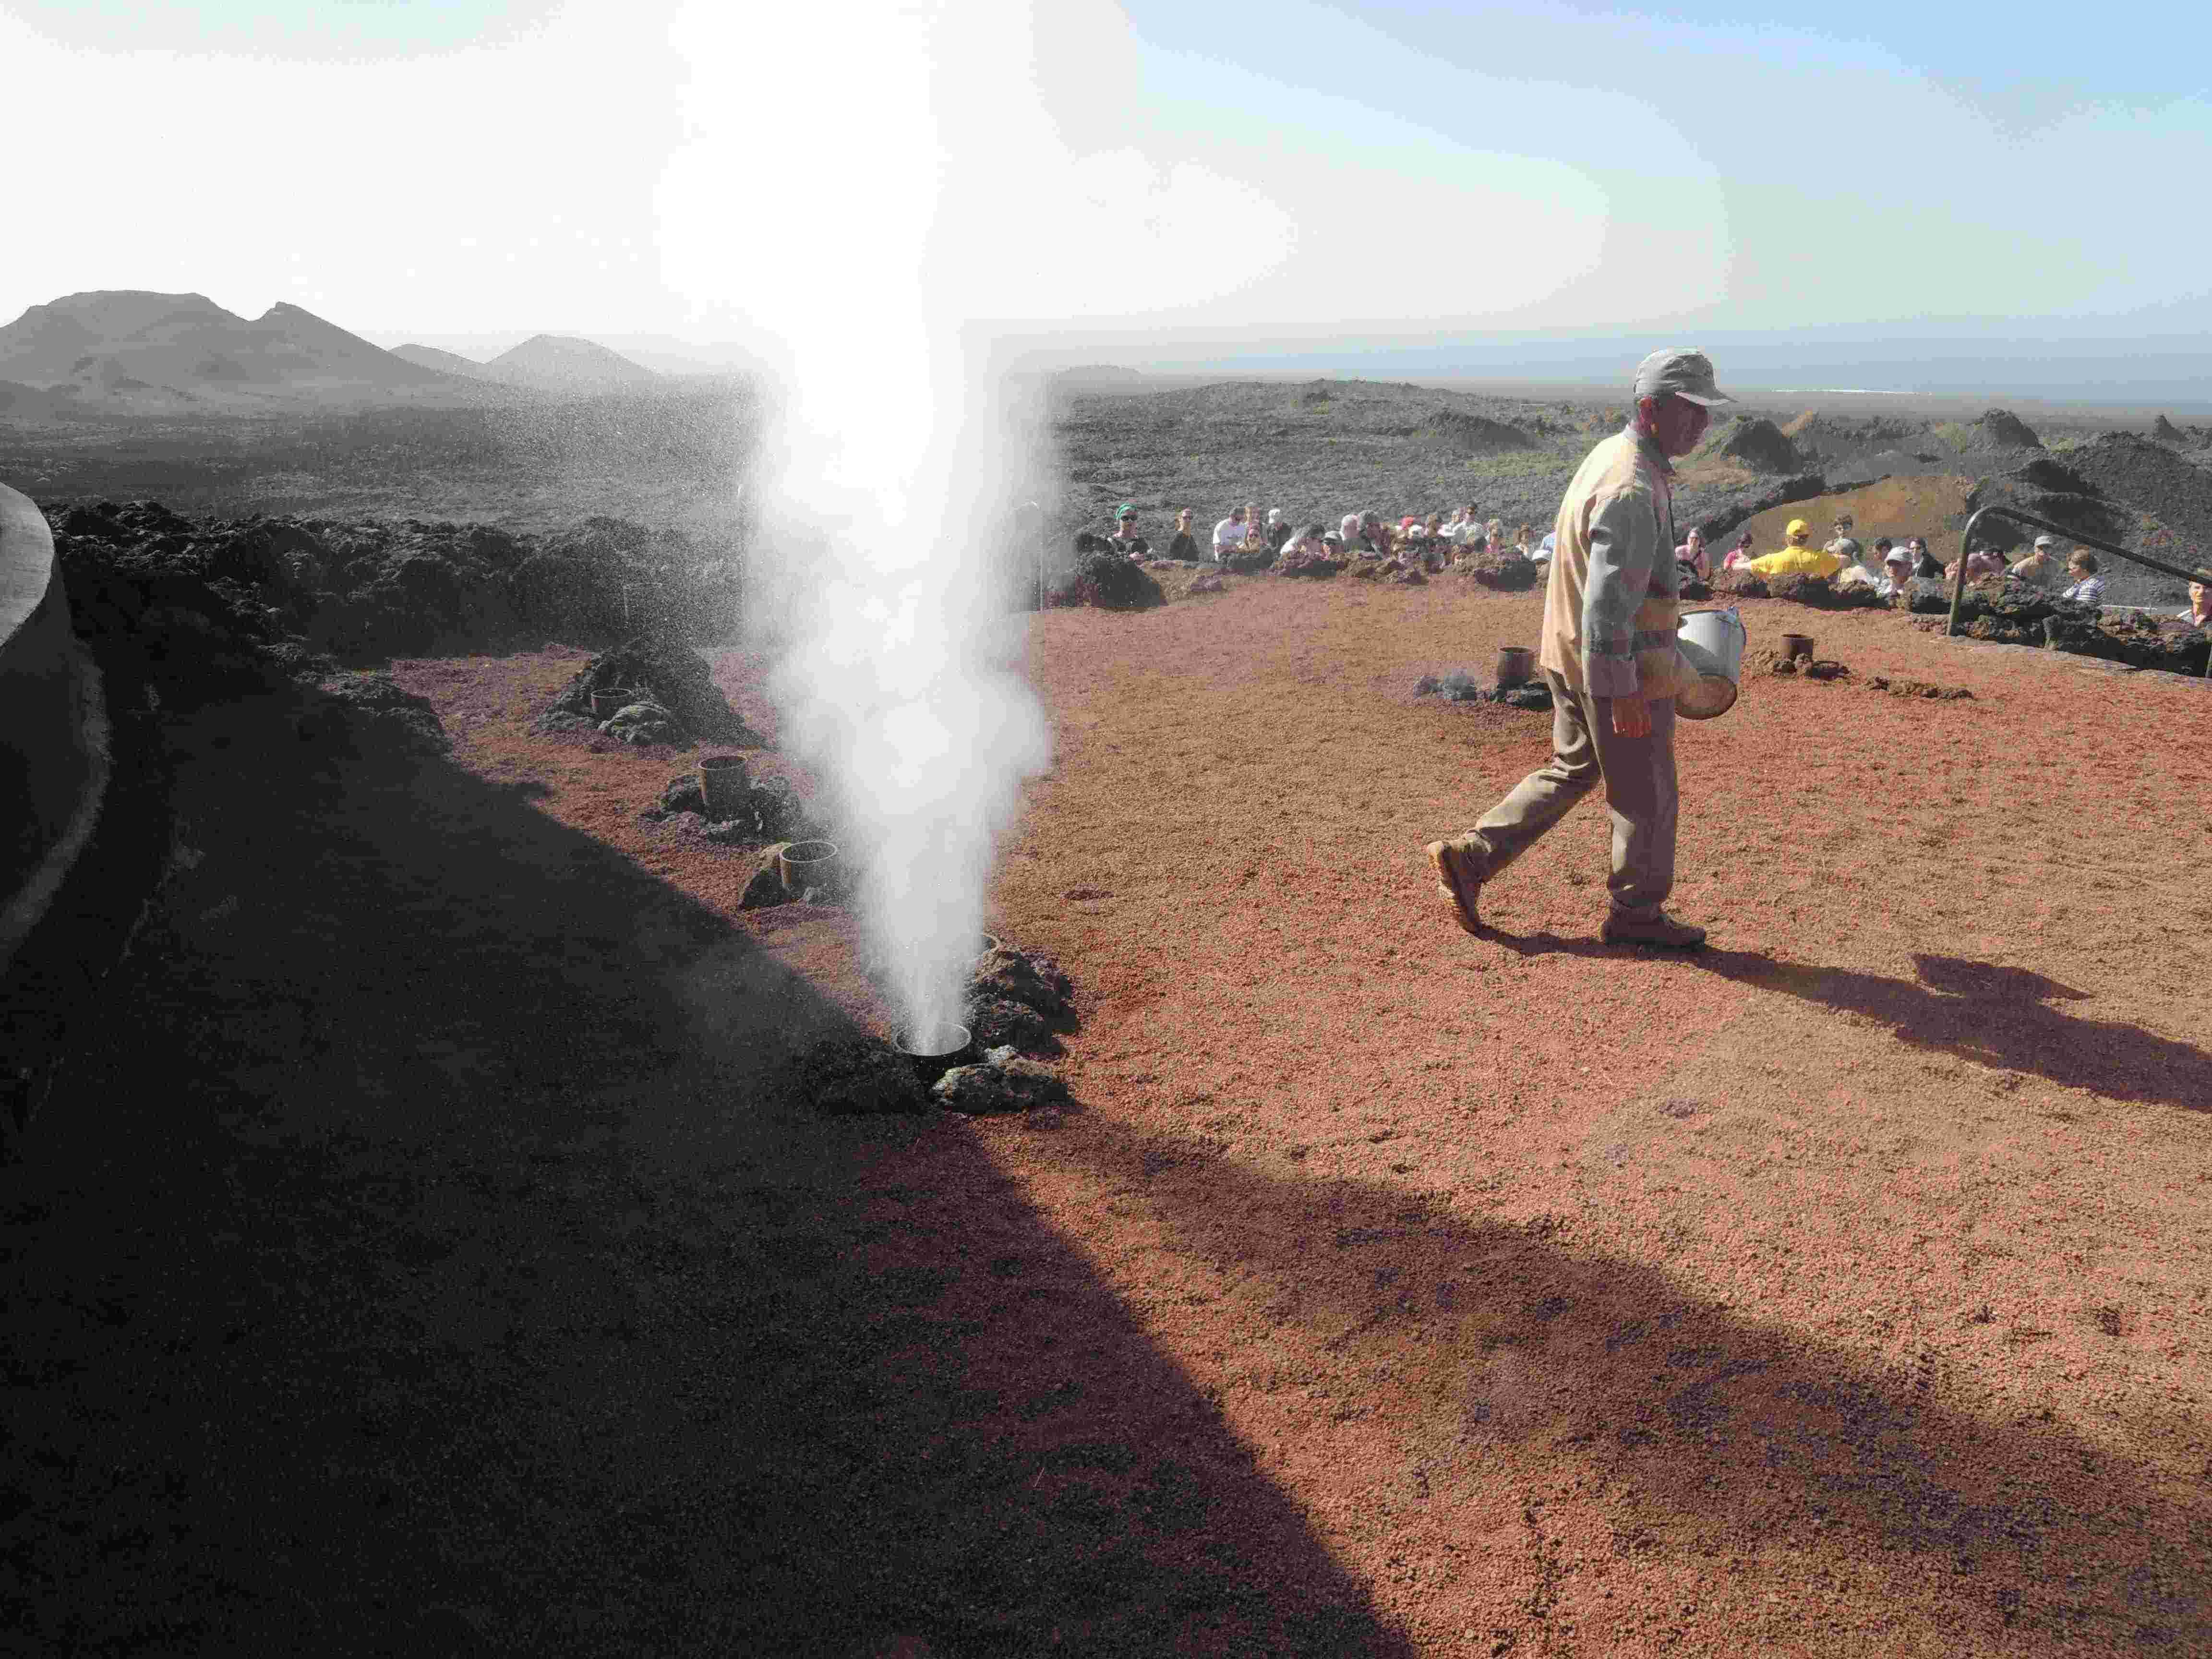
[6,573,2208,1655]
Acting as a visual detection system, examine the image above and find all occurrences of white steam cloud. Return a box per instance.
[659,0,1305,1044]
[657,3,1113,1045]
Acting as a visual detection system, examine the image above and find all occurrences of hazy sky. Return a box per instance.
[3,0,2205,357]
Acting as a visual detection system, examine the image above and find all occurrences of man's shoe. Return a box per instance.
[1600,910,1707,949]
[1425,840,1483,935]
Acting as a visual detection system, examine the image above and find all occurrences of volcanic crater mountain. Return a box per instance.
[0,290,469,414]
[0,293,662,415]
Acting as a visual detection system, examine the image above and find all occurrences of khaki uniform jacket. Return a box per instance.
[1538,426,1695,700]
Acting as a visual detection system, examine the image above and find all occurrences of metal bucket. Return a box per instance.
[1675,606,1747,720]
[591,686,640,719]
[1495,645,1536,687]
[698,755,748,820]
[1779,632,1814,661]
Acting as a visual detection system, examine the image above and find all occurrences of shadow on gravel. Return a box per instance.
[1483,931,2212,1113]
[1050,1120,2212,1653]
[0,691,1409,1658]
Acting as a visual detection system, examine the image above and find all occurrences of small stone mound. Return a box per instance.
[1865,675,1975,701]
[1275,550,1340,579]
[969,945,1074,1026]
[1460,551,1542,591]
[798,1035,926,1116]
[540,637,761,744]
[651,763,807,843]
[1060,550,1166,610]
[1969,408,2043,451]
[2151,414,2186,444]
[934,1046,1070,1115]
[599,699,684,746]
[1413,672,1553,712]
[1713,417,1803,473]
[1709,570,1885,611]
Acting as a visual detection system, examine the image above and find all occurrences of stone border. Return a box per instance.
[0,481,111,977]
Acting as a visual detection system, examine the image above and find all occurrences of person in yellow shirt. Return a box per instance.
[1744,518,1844,578]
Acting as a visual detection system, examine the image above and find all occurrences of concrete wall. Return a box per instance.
[0,483,109,975]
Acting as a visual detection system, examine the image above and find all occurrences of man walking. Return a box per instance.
[1425,349,1730,948]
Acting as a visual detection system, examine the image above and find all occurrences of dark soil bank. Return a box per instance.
[48,499,742,701]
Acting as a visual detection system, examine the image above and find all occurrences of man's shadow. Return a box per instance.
[1485,928,2211,1113]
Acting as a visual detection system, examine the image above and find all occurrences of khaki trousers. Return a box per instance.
[1459,670,1677,921]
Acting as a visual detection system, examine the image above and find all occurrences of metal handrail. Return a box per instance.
[1948,505,2212,677]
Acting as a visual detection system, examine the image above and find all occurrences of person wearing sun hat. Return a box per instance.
[2007,533,2065,589]
[1425,347,1731,950]
[1106,502,1149,561]
[1745,517,1844,578]
[1877,542,1914,600]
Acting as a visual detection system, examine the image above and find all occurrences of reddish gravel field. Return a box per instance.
[7,572,2209,1655]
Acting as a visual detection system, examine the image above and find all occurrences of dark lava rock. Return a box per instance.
[2044,611,2210,673]
[600,699,684,746]
[2056,432,2212,555]
[1712,416,1803,472]
[798,1035,926,1116]
[965,995,1056,1055]
[1683,474,1828,546]
[737,846,791,909]
[1061,551,1165,611]
[2152,414,2187,444]
[1765,574,1886,611]
[1462,551,1541,591]
[50,500,291,708]
[301,671,449,759]
[541,638,762,744]
[1498,683,1554,711]
[969,945,1074,1023]
[2008,455,2095,495]
[1220,547,1276,575]
[1968,409,2043,451]
[932,1046,1070,1115]
[661,772,707,816]
[1866,676,1974,700]
[45,499,740,675]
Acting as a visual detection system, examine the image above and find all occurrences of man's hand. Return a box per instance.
[1611,695,1652,739]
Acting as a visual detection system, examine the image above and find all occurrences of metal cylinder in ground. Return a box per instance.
[896,1022,974,1086]
[1495,645,1536,686]
[1779,633,1814,661]
[699,754,748,820]
[592,686,640,719]
[778,838,839,897]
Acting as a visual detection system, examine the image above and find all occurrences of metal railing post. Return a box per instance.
[1946,504,2212,666]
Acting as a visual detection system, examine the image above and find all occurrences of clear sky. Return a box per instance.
[2,0,2205,359]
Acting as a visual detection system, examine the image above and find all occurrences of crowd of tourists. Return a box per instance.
[1083,500,1552,574]
[1707,511,2136,607]
[1088,494,2191,619]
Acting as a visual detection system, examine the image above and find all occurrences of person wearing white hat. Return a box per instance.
[2007,534,2065,590]
[1877,543,1914,600]
[1425,348,1731,950]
